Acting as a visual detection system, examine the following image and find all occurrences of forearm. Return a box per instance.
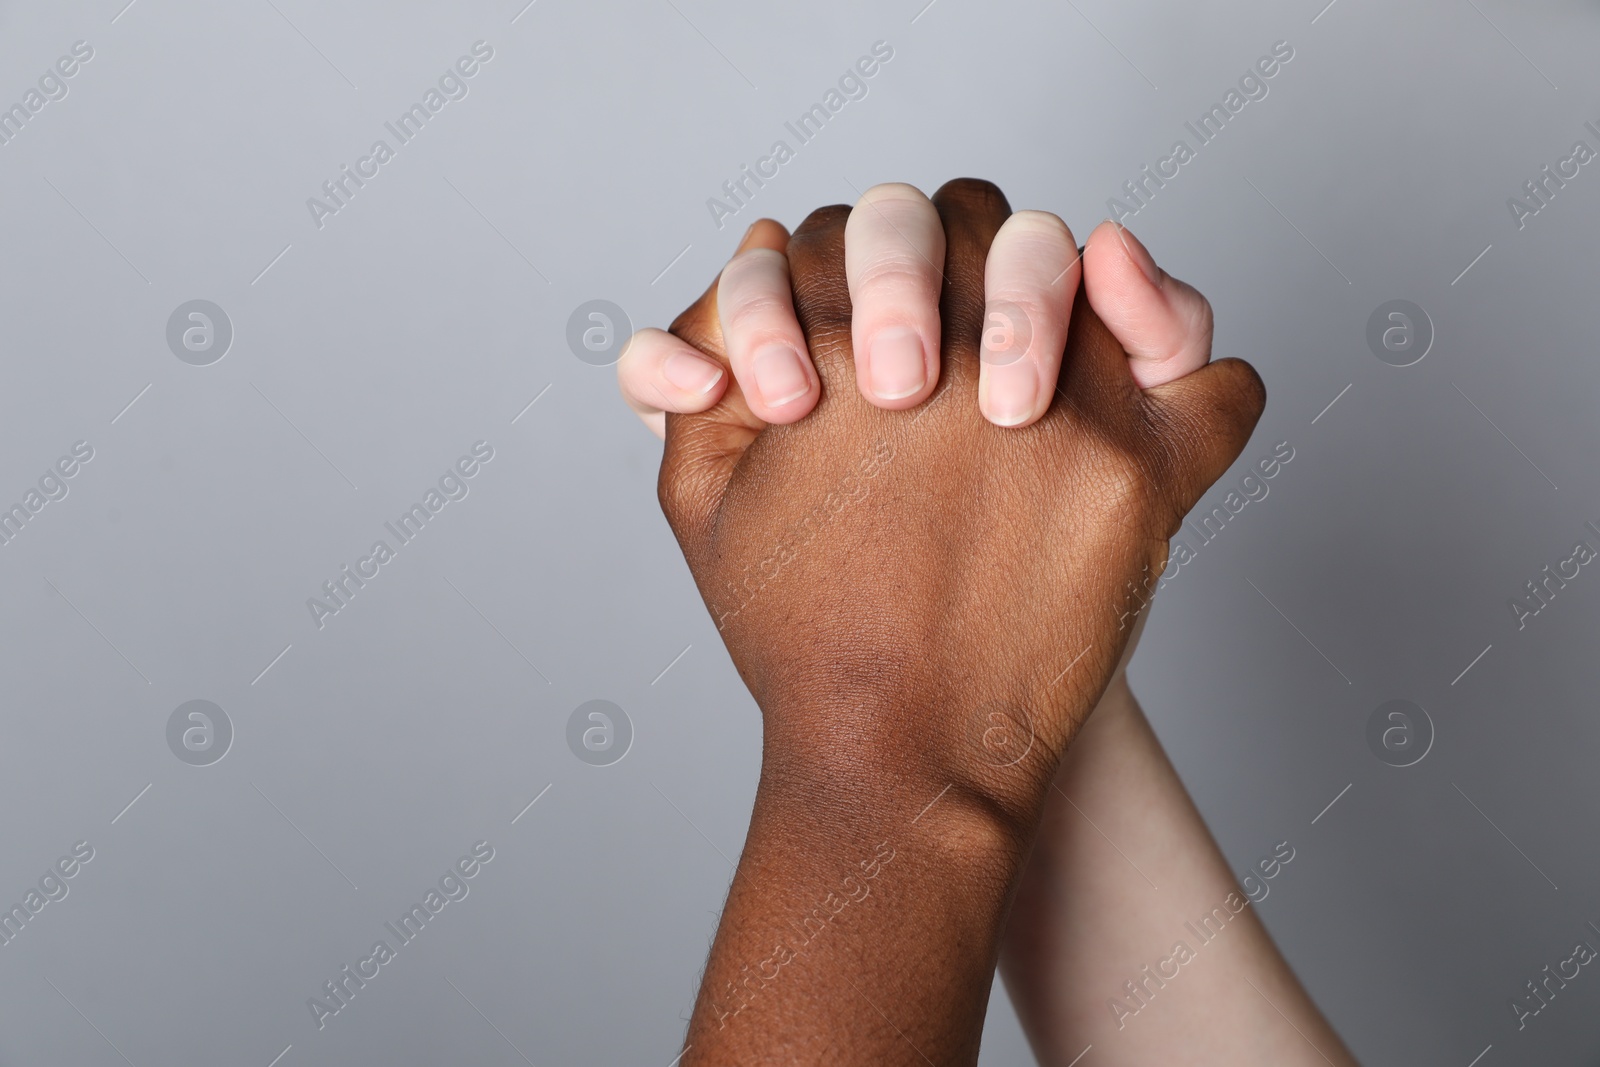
[1000,674,1355,1065]
[683,729,1039,1065]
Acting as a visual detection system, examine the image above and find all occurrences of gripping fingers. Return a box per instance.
[717,247,820,423]
[979,211,1080,427]
[845,183,946,408]
[621,218,791,439]
[617,328,728,439]
[1083,220,1214,390]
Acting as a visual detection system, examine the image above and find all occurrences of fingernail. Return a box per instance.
[752,342,810,406]
[663,350,725,395]
[1113,222,1164,288]
[867,326,927,400]
[983,360,1038,427]
[741,222,757,243]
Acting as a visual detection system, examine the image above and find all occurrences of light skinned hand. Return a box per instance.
[619,182,1218,435]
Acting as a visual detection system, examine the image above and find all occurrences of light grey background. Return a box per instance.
[0,0,1595,1063]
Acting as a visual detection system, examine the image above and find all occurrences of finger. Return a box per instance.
[659,219,791,542]
[627,219,788,441]
[668,218,792,368]
[929,178,1013,390]
[1083,220,1214,390]
[617,328,728,439]
[977,210,1080,428]
[1143,357,1267,517]
[718,247,820,423]
[783,204,857,392]
[845,183,946,408]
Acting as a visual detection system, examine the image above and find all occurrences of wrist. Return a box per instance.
[689,703,1042,1063]
[747,746,1032,960]
[757,687,1064,855]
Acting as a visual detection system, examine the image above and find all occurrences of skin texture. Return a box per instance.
[652,179,1270,1064]
[623,183,1355,1065]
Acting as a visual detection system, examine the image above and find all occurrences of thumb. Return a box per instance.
[1142,357,1267,517]
[660,219,788,545]
[1082,220,1215,389]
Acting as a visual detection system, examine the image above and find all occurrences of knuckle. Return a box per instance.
[1003,209,1075,248]
[934,177,1010,214]
[992,225,1079,297]
[614,328,649,374]
[719,246,786,290]
[853,257,939,299]
[789,273,853,341]
[723,291,795,334]
[865,181,927,201]
[858,181,930,208]
[655,452,709,542]
[1239,372,1268,427]
[655,463,687,530]
[1185,289,1216,338]
[667,302,718,351]
[1214,357,1267,415]
[790,204,852,249]
[786,207,852,336]
[983,294,1048,333]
